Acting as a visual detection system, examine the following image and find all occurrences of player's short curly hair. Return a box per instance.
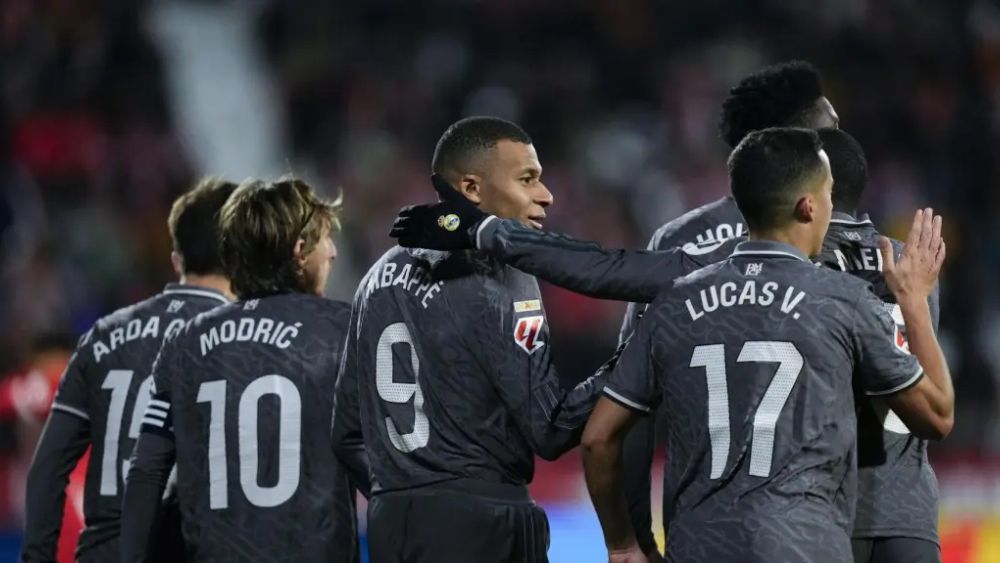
[168,176,238,276]
[719,61,825,148]
[817,128,868,212]
[219,177,342,298]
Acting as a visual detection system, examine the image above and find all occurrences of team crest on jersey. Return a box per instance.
[514,315,545,354]
[166,300,185,313]
[744,263,763,276]
[438,213,461,232]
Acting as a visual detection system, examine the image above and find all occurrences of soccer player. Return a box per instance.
[332,117,615,563]
[121,178,358,562]
[648,60,838,253]
[581,128,952,563]
[815,128,943,563]
[21,178,236,563]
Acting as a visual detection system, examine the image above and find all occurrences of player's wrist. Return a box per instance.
[606,535,641,553]
[897,295,931,318]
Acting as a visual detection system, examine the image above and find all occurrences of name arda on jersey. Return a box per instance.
[92,316,187,363]
[363,260,443,309]
[198,316,302,356]
[685,280,807,322]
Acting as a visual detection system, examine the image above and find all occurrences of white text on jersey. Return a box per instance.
[685,281,806,322]
[199,317,302,356]
[364,261,443,309]
[92,316,186,363]
[694,223,745,246]
[832,247,883,273]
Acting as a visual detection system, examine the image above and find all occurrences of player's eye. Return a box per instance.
[520,176,533,185]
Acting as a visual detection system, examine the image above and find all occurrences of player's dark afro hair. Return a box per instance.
[719,61,825,149]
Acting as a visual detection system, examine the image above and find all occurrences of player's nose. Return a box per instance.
[536,182,554,207]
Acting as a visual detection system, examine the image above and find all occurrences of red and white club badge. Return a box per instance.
[514,315,546,354]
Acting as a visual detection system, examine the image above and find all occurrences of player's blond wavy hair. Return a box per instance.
[219,176,342,298]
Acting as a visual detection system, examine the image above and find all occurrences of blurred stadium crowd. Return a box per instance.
[0,0,998,556]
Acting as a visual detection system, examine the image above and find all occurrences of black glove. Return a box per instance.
[389,174,490,250]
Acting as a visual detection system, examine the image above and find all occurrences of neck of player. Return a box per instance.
[179,273,235,301]
[747,226,817,257]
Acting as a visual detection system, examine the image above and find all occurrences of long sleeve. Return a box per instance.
[121,332,181,563]
[621,410,658,554]
[470,272,624,460]
[331,308,372,498]
[476,217,705,303]
[21,411,90,562]
[615,307,658,554]
[120,431,176,563]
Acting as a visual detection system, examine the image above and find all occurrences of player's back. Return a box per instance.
[618,241,920,562]
[350,246,548,493]
[649,195,745,251]
[50,284,228,560]
[819,213,941,544]
[163,294,355,562]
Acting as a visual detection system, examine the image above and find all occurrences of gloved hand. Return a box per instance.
[389,174,490,250]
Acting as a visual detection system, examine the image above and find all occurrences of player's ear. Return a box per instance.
[170,251,184,278]
[292,238,307,264]
[459,173,483,205]
[793,194,815,223]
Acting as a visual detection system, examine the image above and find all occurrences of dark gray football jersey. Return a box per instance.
[818,212,941,544]
[648,195,746,251]
[141,294,356,562]
[605,240,924,563]
[45,284,228,558]
[621,195,746,344]
[333,246,609,495]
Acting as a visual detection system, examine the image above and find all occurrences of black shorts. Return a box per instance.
[368,479,550,563]
[852,537,940,563]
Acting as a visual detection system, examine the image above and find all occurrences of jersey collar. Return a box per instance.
[162,283,230,304]
[731,240,810,262]
[829,211,873,227]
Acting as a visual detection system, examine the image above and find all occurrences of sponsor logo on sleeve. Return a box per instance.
[514,299,541,313]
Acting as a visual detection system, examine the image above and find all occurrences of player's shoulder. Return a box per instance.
[291,294,351,327]
[91,293,164,334]
[651,196,743,250]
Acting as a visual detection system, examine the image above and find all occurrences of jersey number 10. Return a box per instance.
[690,341,803,479]
[197,375,302,510]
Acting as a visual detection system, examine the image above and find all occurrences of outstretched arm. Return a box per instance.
[390,175,706,302]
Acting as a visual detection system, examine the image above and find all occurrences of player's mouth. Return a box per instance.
[527,215,546,229]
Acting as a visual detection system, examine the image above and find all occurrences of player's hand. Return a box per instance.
[882,208,945,304]
[608,545,649,563]
[388,174,489,250]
